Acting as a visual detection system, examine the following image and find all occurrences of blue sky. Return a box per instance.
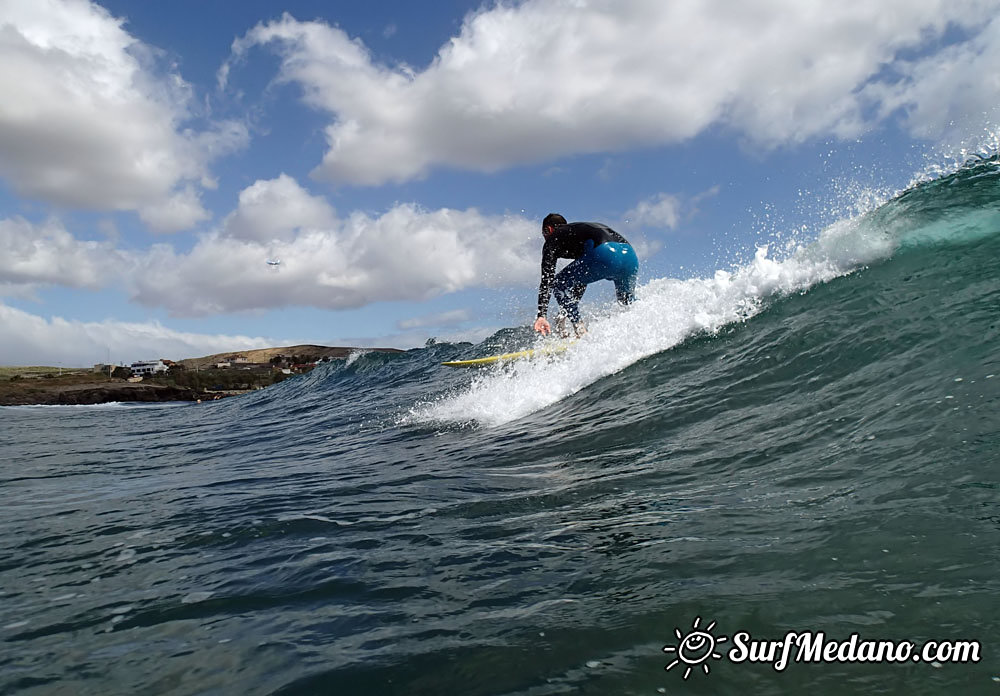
[1,0,998,365]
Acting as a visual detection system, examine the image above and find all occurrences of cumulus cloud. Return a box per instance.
[0,184,680,316]
[624,187,720,233]
[0,216,126,291]
[136,187,213,233]
[128,175,539,315]
[0,0,247,231]
[862,12,1000,143]
[626,193,682,230]
[0,176,549,314]
[224,0,995,186]
[221,173,337,243]
[0,302,276,366]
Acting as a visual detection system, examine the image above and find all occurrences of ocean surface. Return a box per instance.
[3,155,1000,695]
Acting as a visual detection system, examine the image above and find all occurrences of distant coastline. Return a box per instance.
[0,345,403,406]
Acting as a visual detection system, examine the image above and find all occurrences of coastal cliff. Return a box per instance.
[1,345,404,406]
[0,381,201,406]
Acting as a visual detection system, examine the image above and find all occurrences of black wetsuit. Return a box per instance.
[537,222,638,322]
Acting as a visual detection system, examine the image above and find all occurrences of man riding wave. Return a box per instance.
[533,213,639,337]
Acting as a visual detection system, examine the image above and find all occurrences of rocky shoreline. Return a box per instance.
[2,345,406,406]
[0,381,215,406]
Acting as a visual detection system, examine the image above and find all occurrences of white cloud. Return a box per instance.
[0,177,544,315]
[0,184,688,318]
[624,187,721,232]
[863,13,1000,143]
[221,174,337,243]
[0,302,276,366]
[225,0,995,186]
[397,309,472,330]
[626,193,681,230]
[137,187,211,233]
[128,176,540,315]
[0,216,126,291]
[0,0,247,231]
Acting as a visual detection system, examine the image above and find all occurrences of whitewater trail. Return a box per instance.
[407,212,896,427]
[407,153,1000,427]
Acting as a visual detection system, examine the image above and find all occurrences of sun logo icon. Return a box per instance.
[662,616,727,679]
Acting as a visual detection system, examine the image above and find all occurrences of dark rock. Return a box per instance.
[0,382,201,406]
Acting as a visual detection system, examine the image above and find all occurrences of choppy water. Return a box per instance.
[2,156,1000,695]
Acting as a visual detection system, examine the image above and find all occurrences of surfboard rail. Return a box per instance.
[441,340,575,368]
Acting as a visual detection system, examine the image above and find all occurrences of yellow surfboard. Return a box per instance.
[441,340,575,368]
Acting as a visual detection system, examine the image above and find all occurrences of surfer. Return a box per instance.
[533,213,638,337]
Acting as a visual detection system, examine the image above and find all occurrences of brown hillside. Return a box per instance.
[177,344,403,370]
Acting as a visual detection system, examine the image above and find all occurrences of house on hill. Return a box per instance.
[130,360,168,376]
[216,355,253,369]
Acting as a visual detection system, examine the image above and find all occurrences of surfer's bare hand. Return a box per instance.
[533,317,551,335]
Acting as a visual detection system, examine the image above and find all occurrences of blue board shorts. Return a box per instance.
[551,241,638,323]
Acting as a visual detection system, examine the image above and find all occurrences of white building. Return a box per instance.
[130,360,168,376]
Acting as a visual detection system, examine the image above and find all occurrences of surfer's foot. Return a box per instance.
[554,314,572,339]
[573,322,587,338]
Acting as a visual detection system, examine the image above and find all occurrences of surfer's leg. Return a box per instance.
[552,258,598,324]
[553,311,570,338]
[593,242,638,305]
[614,270,637,305]
[552,270,586,324]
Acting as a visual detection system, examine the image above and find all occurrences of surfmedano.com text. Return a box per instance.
[728,630,981,672]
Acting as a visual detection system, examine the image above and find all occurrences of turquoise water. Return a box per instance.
[2,157,999,694]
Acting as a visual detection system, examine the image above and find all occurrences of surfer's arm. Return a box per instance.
[537,245,557,318]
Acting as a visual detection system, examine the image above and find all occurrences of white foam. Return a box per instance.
[181,591,213,604]
[0,402,127,409]
[407,213,896,428]
[346,349,371,366]
[0,401,188,410]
